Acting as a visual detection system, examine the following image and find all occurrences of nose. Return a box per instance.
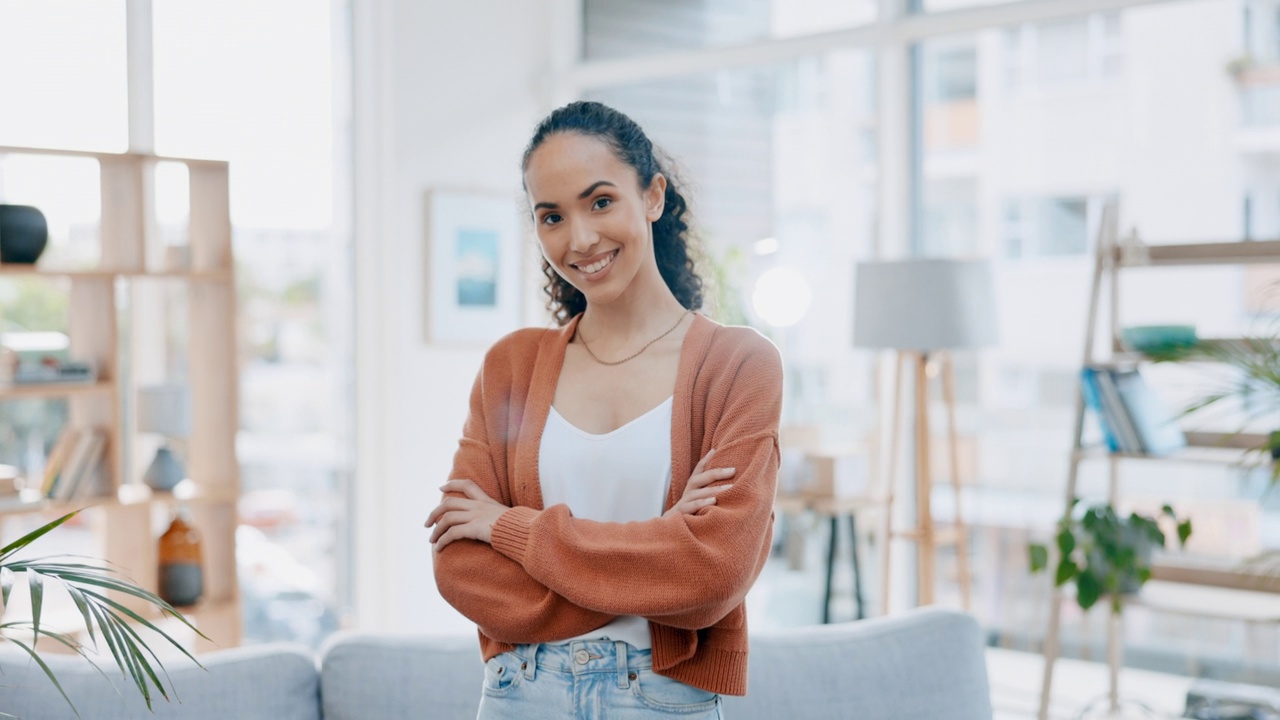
[568,216,597,255]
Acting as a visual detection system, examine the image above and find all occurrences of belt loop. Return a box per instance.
[615,641,629,689]
[523,643,539,680]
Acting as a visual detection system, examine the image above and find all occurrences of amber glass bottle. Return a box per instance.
[158,507,203,607]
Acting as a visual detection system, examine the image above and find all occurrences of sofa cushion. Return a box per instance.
[722,607,993,720]
[319,632,482,720]
[0,641,319,720]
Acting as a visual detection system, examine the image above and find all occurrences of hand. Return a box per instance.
[425,479,509,551]
[665,448,735,518]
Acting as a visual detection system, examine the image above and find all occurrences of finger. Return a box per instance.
[430,510,470,544]
[687,466,735,491]
[440,479,488,502]
[676,496,718,515]
[435,526,462,551]
[692,448,717,476]
[425,497,473,527]
[681,484,732,503]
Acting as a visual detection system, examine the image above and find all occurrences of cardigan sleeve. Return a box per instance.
[488,333,782,630]
[431,345,617,644]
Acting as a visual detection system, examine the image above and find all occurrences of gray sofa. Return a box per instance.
[0,607,992,719]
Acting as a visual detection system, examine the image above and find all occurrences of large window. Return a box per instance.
[583,0,1279,686]
[0,0,128,152]
[151,0,355,648]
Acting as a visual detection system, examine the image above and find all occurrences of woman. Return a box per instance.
[426,101,781,719]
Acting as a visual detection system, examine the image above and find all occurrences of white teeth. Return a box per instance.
[577,252,615,275]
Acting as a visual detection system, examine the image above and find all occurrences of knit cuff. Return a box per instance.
[491,506,539,566]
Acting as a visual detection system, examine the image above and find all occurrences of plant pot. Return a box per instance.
[0,205,49,264]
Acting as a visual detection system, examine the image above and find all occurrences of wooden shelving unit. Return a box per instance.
[1036,206,1280,719]
[0,146,240,654]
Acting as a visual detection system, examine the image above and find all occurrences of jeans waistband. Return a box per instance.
[513,640,652,686]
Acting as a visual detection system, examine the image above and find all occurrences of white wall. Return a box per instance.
[354,0,558,634]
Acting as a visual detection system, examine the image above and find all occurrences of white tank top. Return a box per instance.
[538,396,674,649]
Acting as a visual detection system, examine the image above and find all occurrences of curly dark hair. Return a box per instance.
[522,101,704,325]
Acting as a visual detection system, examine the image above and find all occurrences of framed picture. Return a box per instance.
[424,189,524,344]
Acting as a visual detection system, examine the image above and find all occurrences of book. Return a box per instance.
[1093,368,1143,454]
[53,429,104,502]
[1110,367,1186,456]
[1080,368,1120,453]
[41,427,80,497]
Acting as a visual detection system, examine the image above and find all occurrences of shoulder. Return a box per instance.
[477,326,558,382]
[700,317,783,382]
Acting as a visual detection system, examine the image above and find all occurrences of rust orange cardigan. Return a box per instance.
[432,311,781,696]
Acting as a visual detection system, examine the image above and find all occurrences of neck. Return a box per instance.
[578,259,687,345]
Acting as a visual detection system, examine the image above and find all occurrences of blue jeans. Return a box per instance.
[476,640,723,719]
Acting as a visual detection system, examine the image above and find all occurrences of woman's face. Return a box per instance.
[524,132,665,307]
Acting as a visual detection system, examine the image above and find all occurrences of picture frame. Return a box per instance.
[424,189,524,344]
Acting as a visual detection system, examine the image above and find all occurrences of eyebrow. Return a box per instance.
[532,181,618,211]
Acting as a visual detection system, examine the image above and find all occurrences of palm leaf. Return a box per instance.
[9,559,208,640]
[4,636,79,719]
[0,512,76,562]
[0,510,206,717]
[78,588,204,668]
[28,571,43,650]
[0,621,119,700]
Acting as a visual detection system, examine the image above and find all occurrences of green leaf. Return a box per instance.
[1077,570,1102,610]
[1177,519,1193,546]
[79,589,204,668]
[1055,558,1079,587]
[1162,504,1175,516]
[1054,527,1075,556]
[1136,567,1152,585]
[87,602,128,680]
[0,566,12,607]
[16,562,208,641]
[28,570,44,649]
[65,585,98,651]
[93,604,149,703]
[5,636,80,719]
[0,512,77,562]
[1029,544,1049,573]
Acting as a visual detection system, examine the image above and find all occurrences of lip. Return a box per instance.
[570,249,619,281]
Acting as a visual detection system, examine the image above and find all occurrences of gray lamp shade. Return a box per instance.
[853,258,999,351]
[136,384,192,438]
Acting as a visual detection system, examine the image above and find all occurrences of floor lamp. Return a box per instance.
[853,258,998,610]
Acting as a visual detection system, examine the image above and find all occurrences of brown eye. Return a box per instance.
[542,213,562,226]
[592,197,611,210]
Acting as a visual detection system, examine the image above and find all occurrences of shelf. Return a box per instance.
[1074,445,1267,466]
[0,265,232,282]
[1116,239,1280,267]
[0,144,228,168]
[0,482,237,518]
[0,380,114,400]
[1123,580,1280,623]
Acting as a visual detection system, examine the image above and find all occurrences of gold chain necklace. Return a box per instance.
[578,309,691,366]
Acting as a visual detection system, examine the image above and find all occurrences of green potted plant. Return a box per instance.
[1030,499,1193,614]
[1,510,205,718]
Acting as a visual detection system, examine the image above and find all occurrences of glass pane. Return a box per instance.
[914,1,1278,681]
[0,0,128,152]
[153,0,335,230]
[584,0,877,60]
[152,0,353,649]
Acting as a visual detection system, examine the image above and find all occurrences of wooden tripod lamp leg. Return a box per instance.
[915,352,935,606]
[940,351,972,611]
[881,350,906,615]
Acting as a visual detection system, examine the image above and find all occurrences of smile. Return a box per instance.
[571,249,619,276]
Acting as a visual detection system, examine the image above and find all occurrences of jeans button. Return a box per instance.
[574,649,590,665]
